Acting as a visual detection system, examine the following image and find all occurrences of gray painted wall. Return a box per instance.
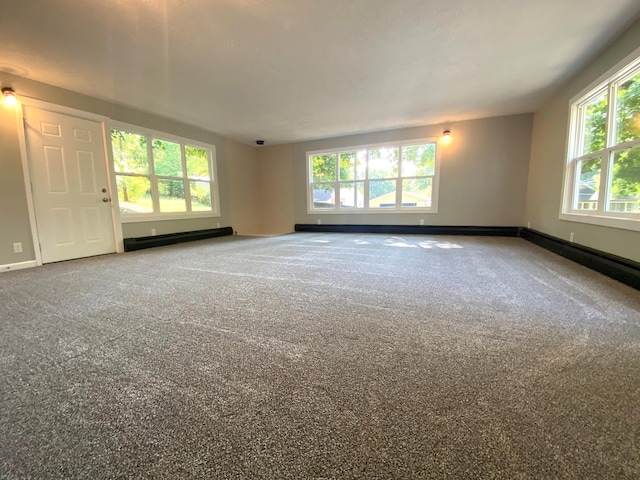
[225,139,261,236]
[0,72,231,266]
[0,103,35,264]
[293,115,533,227]
[525,17,640,263]
[256,144,295,235]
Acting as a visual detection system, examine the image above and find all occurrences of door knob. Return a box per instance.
[102,197,110,202]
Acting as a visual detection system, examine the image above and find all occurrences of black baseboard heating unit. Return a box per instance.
[123,227,233,252]
[520,228,640,290]
[295,224,520,236]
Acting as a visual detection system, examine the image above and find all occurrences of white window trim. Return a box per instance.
[560,44,640,232]
[108,121,221,223]
[306,137,442,214]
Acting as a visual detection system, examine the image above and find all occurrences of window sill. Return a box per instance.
[120,212,220,223]
[308,207,438,215]
[559,211,640,232]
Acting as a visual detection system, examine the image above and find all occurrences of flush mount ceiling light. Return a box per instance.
[2,87,17,107]
[442,129,451,143]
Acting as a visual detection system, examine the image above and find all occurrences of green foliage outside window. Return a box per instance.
[111,128,214,214]
[311,143,436,208]
[312,154,337,182]
[613,74,640,197]
[111,129,150,204]
[580,74,640,199]
[153,139,183,177]
[186,146,210,180]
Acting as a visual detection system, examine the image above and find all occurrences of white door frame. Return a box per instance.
[17,99,124,266]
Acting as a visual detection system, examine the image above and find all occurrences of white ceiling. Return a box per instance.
[2,0,640,145]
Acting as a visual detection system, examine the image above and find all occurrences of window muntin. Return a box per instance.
[111,127,218,219]
[308,139,439,213]
[564,57,640,224]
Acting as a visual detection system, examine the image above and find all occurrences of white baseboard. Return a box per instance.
[0,260,38,273]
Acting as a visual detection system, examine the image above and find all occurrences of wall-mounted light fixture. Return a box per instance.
[442,129,451,144]
[2,87,17,107]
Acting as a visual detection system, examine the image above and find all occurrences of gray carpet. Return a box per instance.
[1,233,639,479]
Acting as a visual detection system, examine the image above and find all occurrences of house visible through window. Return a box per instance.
[111,127,219,219]
[562,52,640,229]
[308,139,440,213]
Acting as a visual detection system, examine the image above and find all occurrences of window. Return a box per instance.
[111,126,219,220]
[563,53,640,230]
[308,139,440,213]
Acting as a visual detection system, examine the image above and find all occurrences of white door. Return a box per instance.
[24,106,116,263]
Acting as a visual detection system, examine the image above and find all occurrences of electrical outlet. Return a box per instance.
[317,219,321,225]
[570,232,575,242]
[420,219,424,226]
[527,221,531,229]
[151,229,157,236]
[13,242,22,253]
[216,222,220,228]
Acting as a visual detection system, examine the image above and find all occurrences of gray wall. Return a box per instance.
[0,72,231,265]
[0,102,35,264]
[257,144,295,235]
[293,114,533,227]
[525,17,640,263]
[225,139,261,236]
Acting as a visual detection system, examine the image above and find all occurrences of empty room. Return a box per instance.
[1,1,640,478]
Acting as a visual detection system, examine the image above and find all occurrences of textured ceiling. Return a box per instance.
[1,0,640,145]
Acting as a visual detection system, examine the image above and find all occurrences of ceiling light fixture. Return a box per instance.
[2,87,17,107]
[442,129,451,144]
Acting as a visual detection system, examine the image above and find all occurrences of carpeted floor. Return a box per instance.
[1,233,639,479]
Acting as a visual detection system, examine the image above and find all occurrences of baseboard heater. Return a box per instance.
[520,228,640,290]
[123,227,233,252]
[295,224,520,236]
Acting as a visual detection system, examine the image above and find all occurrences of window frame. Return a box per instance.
[108,121,220,223]
[306,138,441,214]
[560,46,640,232]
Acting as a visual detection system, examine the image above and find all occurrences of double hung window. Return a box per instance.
[563,53,640,230]
[308,139,440,213]
[111,127,219,220]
